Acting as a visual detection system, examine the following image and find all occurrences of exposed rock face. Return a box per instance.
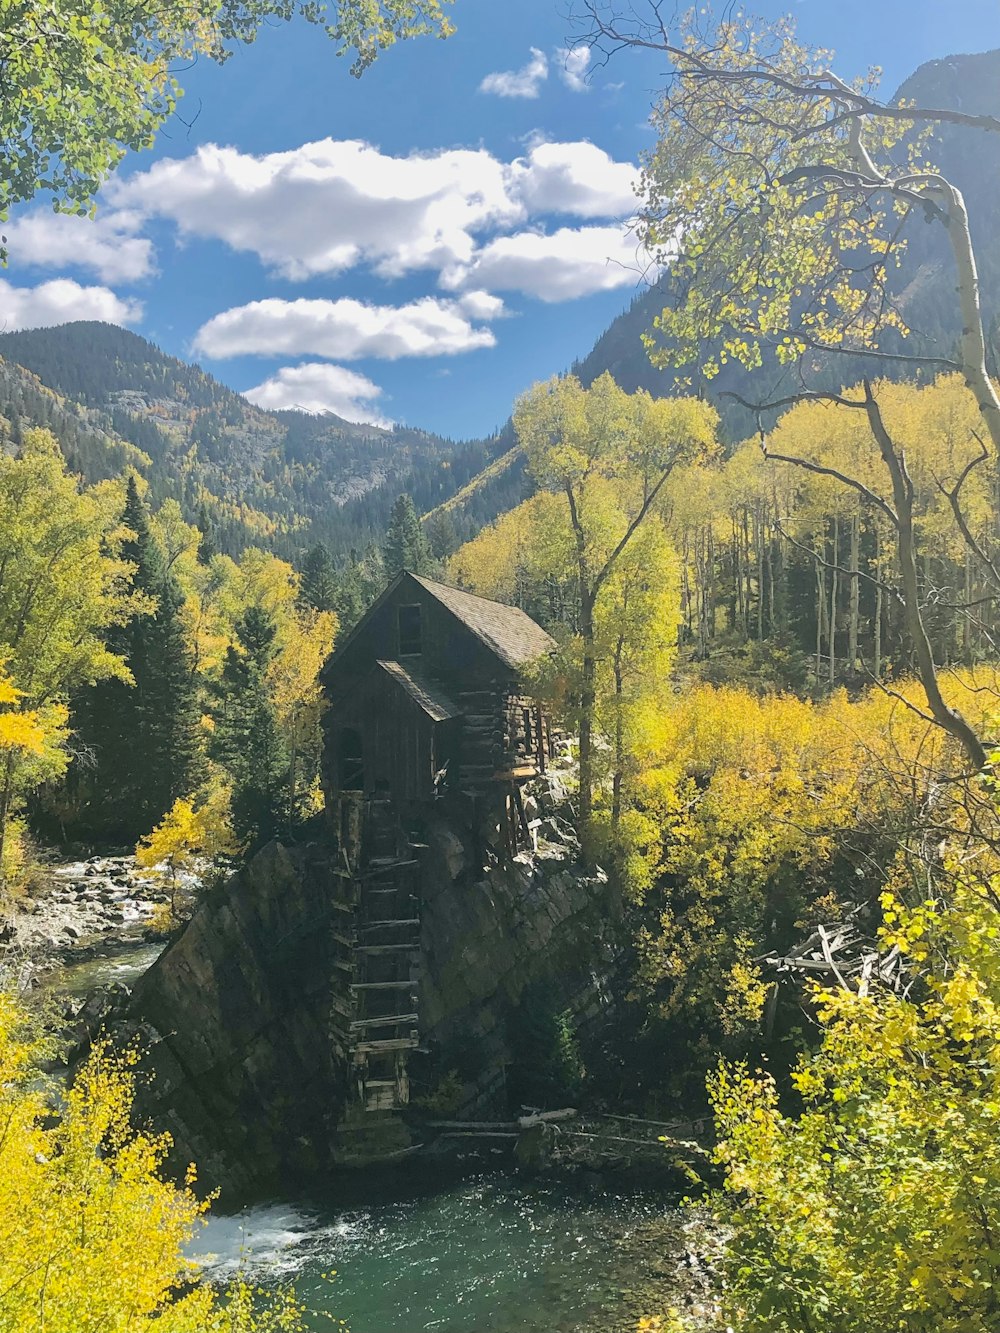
[127,802,621,1197]
[417,824,616,1119]
[128,841,337,1194]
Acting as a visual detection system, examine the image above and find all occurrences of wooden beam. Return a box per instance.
[350,980,417,991]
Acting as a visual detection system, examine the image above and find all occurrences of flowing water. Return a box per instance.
[193,1174,685,1333]
[46,940,165,998]
[41,924,687,1332]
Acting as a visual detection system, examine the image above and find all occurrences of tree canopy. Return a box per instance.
[0,0,454,241]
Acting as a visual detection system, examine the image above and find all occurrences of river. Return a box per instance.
[193,1174,691,1333]
[45,940,695,1333]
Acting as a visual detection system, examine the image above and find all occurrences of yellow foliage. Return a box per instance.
[0,992,309,1332]
[710,842,1000,1332]
[136,784,237,872]
[623,671,1000,1049]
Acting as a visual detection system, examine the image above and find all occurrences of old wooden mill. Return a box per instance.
[321,572,557,1119]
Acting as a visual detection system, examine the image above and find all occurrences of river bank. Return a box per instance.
[0,853,175,991]
[1,855,722,1332]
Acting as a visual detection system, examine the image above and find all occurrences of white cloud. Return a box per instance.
[193,295,497,361]
[479,48,548,99]
[0,278,142,331]
[110,137,638,294]
[112,139,520,283]
[4,210,154,284]
[510,141,636,218]
[447,225,644,302]
[558,46,591,92]
[454,289,507,320]
[244,363,392,426]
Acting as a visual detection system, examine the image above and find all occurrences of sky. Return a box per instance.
[3,0,1000,441]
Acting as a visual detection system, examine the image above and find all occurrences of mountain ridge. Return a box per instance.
[4,46,1000,558]
[0,321,501,557]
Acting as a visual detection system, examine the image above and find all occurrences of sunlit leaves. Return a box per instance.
[636,11,919,377]
[0,0,453,238]
[711,855,1000,1332]
[0,992,311,1333]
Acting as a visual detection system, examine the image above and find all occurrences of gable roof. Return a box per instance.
[376,659,461,722]
[322,570,556,686]
[408,573,556,670]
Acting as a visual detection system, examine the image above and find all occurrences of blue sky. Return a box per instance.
[3,0,1000,440]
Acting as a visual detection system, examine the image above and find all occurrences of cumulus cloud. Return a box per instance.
[112,139,520,283]
[510,141,636,218]
[479,48,548,99]
[558,46,591,92]
[193,295,497,361]
[110,137,638,291]
[4,210,154,284]
[0,278,142,331]
[447,225,644,303]
[244,363,392,426]
[454,289,507,320]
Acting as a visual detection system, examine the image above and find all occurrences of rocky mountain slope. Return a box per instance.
[0,322,501,558]
[3,50,999,558]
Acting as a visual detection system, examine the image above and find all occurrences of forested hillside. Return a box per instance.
[0,323,505,559]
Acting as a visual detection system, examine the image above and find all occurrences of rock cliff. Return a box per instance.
[126,794,620,1197]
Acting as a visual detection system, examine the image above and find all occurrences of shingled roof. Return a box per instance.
[376,659,461,722]
[408,574,556,670]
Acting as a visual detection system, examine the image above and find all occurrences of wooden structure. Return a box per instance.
[321,571,557,1125]
[322,571,557,804]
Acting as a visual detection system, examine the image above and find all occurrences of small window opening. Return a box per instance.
[522,707,534,751]
[398,604,422,656]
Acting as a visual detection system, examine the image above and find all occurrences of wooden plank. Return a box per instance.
[359,918,420,930]
[353,1038,420,1054]
[494,764,537,780]
[355,942,420,955]
[426,1119,517,1131]
[350,1012,419,1029]
[350,980,417,991]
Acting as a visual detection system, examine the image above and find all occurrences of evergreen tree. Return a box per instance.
[426,509,458,561]
[383,494,433,576]
[208,605,289,851]
[69,476,201,843]
[299,542,338,613]
[330,544,387,632]
[196,501,218,565]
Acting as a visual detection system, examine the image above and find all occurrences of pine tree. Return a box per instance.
[70,477,202,842]
[383,494,433,576]
[196,501,218,565]
[299,542,338,613]
[208,605,289,851]
[426,509,458,561]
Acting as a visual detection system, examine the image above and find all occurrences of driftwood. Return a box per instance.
[426,1108,578,1133]
[759,912,905,995]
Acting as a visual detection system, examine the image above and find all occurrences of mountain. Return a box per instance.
[431,47,1000,537]
[4,51,1000,561]
[0,322,506,559]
